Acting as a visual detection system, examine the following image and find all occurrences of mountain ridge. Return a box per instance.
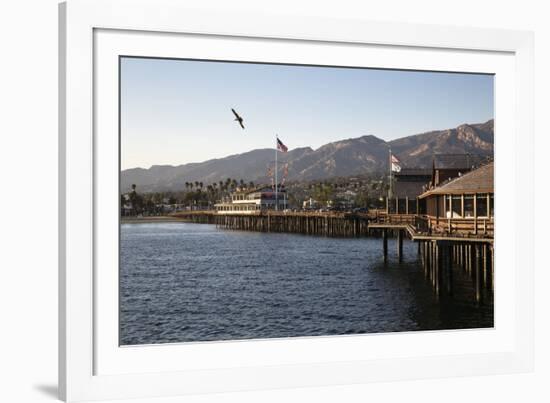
[121,119,493,192]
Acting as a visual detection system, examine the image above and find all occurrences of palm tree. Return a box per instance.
[199,181,203,190]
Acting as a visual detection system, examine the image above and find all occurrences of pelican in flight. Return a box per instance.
[231,108,245,129]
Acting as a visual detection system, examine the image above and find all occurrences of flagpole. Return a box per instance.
[275,136,278,211]
[389,148,393,199]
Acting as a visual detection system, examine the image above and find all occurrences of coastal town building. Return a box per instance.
[387,153,489,215]
[303,197,320,210]
[215,185,288,214]
[389,168,432,214]
[120,193,134,216]
[418,161,494,235]
[333,189,358,210]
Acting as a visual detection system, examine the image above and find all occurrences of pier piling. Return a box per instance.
[397,230,403,263]
[474,244,483,303]
[383,229,388,263]
[446,243,453,295]
[434,241,441,297]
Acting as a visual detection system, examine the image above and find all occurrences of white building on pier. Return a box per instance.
[215,186,288,214]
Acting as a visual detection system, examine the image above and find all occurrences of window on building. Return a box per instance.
[439,196,446,216]
[464,195,474,217]
[398,198,407,214]
[452,195,461,217]
[387,198,397,214]
[476,193,488,217]
[408,199,417,215]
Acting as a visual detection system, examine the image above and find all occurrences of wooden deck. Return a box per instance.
[368,222,493,243]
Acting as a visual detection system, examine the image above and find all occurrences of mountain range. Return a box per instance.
[121,119,494,193]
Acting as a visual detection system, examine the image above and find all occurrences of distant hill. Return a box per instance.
[388,120,494,168]
[121,119,494,192]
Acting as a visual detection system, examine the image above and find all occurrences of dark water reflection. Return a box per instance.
[120,223,493,345]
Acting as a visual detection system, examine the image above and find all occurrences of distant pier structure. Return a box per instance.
[214,185,288,214]
[174,210,373,237]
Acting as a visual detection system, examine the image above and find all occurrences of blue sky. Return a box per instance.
[121,57,494,170]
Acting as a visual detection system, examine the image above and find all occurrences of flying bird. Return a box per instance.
[231,108,245,129]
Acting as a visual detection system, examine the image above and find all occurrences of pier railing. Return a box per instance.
[430,217,494,236]
[414,215,430,233]
[368,212,493,238]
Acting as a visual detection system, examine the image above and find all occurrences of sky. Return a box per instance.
[120,57,494,170]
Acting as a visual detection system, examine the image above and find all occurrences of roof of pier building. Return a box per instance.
[390,154,492,198]
[231,185,286,194]
[430,153,492,188]
[432,153,488,170]
[419,161,494,198]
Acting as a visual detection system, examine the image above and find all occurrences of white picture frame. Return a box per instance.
[59,0,534,401]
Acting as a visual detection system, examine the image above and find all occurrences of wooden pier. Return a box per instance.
[173,210,372,237]
[369,220,493,303]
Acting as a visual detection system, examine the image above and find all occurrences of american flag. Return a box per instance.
[276,137,288,153]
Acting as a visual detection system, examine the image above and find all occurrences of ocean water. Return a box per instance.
[120,222,493,345]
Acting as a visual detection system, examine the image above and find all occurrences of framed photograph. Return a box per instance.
[59,0,534,401]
